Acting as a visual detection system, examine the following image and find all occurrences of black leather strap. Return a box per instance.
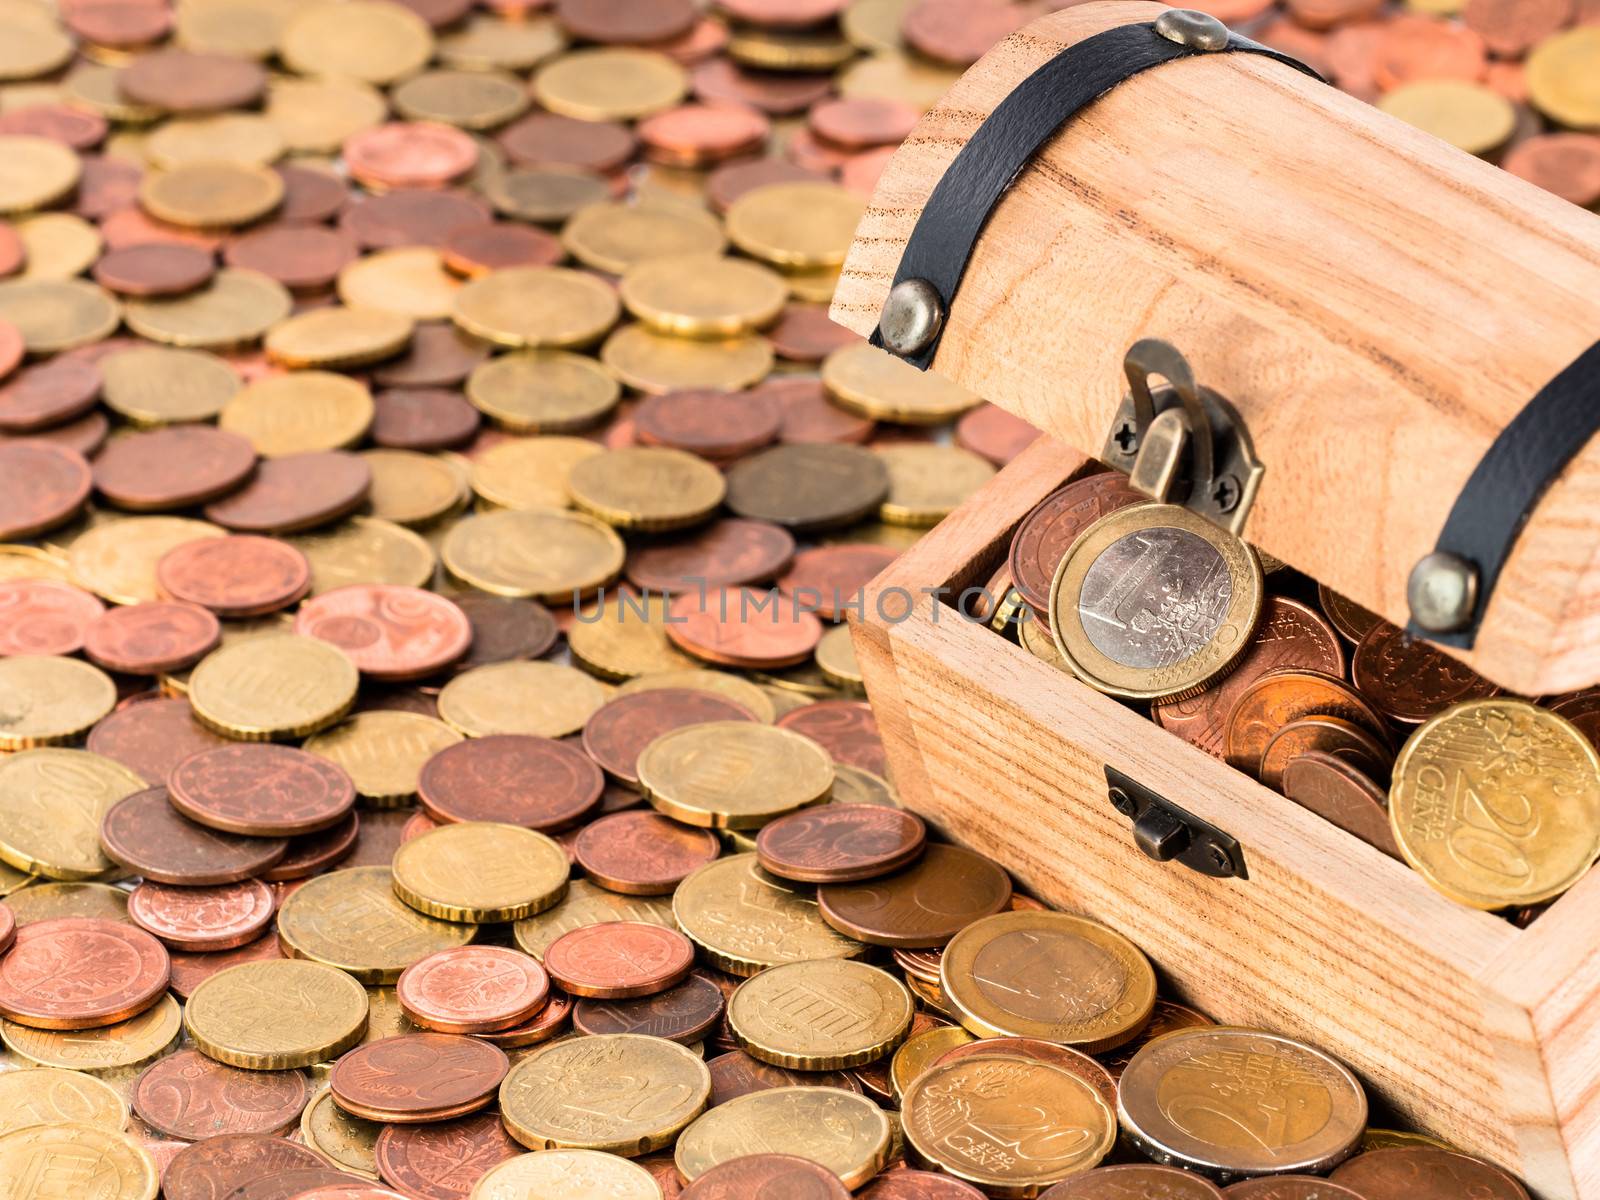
[869,20,1323,370]
[1409,339,1600,648]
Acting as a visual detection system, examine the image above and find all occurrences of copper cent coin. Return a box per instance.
[295,585,473,681]
[1041,1166,1226,1198]
[119,49,268,112]
[692,58,832,116]
[261,810,361,882]
[708,161,827,214]
[1224,670,1388,779]
[330,1034,509,1123]
[776,700,888,776]
[397,945,550,1034]
[100,786,289,884]
[373,387,482,451]
[474,988,573,1049]
[225,1169,372,1200]
[542,921,696,999]
[128,878,276,952]
[341,189,490,250]
[956,403,1041,467]
[1010,474,1147,618]
[706,1050,862,1106]
[158,535,312,617]
[1223,1178,1366,1198]
[93,243,216,297]
[451,593,559,670]
[681,1155,850,1200]
[225,225,359,292]
[442,222,564,277]
[777,545,898,621]
[0,442,92,539]
[818,843,1012,948]
[376,323,489,389]
[574,810,722,895]
[858,1170,987,1198]
[344,124,479,192]
[418,735,603,830]
[204,451,372,534]
[582,690,757,787]
[757,804,926,883]
[0,903,12,955]
[166,934,285,1001]
[169,744,358,836]
[667,586,823,669]
[163,1135,329,1200]
[0,226,22,278]
[626,518,797,593]
[86,696,231,785]
[572,971,726,1044]
[1258,714,1391,791]
[83,600,222,675]
[557,0,697,43]
[93,426,257,511]
[0,916,169,1030]
[1329,1148,1530,1199]
[766,305,862,364]
[497,113,636,173]
[374,1112,522,1200]
[810,97,920,149]
[133,1048,309,1139]
[1350,623,1498,724]
[0,578,104,656]
[0,359,102,431]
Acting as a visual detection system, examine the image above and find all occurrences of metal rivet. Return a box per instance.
[877,278,945,359]
[1407,551,1479,634]
[1154,8,1231,51]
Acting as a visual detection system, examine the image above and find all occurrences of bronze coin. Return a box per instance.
[706,1049,862,1107]
[1009,473,1148,618]
[169,744,358,837]
[167,934,286,1001]
[340,190,492,251]
[542,920,696,999]
[667,587,824,670]
[691,57,833,116]
[0,359,101,432]
[0,441,91,539]
[0,223,20,277]
[573,970,724,1043]
[158,535,312,618]
[87,696,232,785]
[1223,1176,1367,1197]
[858,1170,987,1198]
[100,786,288,885]
[1504,133,1600,209]
[574,810,722,895]
[375,323,490,389]
[224,225,359,292]
[1280,751,1401,859]
[204,450,372,534]
[0,577,105,656]
[94,427,256,511]
[61,0,173,46]
[128,877,275,951]
[1096,999,1214,1079]
[1350,623,1498,724]
[0,103,104,149]
[261,811,361,882]
[936,1037,1118,1114]
[634,389,782,460]
[1330,1148,1529,1199]
[582,690,758,787]
[134,1048,309,1139]
[343,124,480,192]
[778,545,898,621]
[810,97,920,150]
[74,155,143,220]
[707,159,828,214]
[766,305,862,363]
[1317,583,1384,645]
[903,0,1033,65]
[1223,670,1389,779]
[120,49,269,113]
[818,843,1012,948]
[164,1135,329,1200]
[397,945,550,1035]
[276,164,351,224]
[556,0,697,43]
[373,388,481,451]
[374,1112,522,1200]
[295,585,473,681]
[0,917,170,1030]
[1153,597,1347,760]
[1551,689,1600,752]
[682,1156,850,1200]
[497,113,637,174]
[83,600,222,675]
[787,126,852,174]
[1259,714,1391,791]
[418,734,603,830]
[956,403,1042,467]
[102,210,224,253]
[626,518,796,593]
[331,1034,509,1123]
[757,804,926,884]
[473,988,573,1049]
[1041,1166,1225,1198]
[639,103,771,168]
[764,377,875,445]
[92,243,215,297]
[0,410,109,459]
[441,222,563,278]
[343,806,419,867]
[776,700,889,776]
[225,1169,370,1200]
[449,593,559,671]
[725,443,890,532]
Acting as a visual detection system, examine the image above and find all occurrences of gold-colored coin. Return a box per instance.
[146,113,285,169]
[830,763,898,806]
[1019,609,1068,671]
[616,669,776,723]
[265,77,388,155]
[139,161,283,228]
[1049,502,1263,702]
[841,0,911,53]
[620,254,787,339]
[438,13,567,73]
[0,135,80,214]
[362,986,418,1044]
[300,1088,382,1180]
[337,248,462,322]
[100,346,241,425]
[823,342,978,425]
[0,1068,129,1135]
[68,516,224,605]
[512,878,674,961]
[392,821,569,923]
[640,722,833,829]
[672,853,864,976]
[902,1056,1115,1195]
[6,882,130,925]
[452,267,619,351]
[567,447,726,532]
[187,632,358,740]
[562,202,725,276]
[729,960,913,1070]
[14,213,101,280]
[0,545,68,584]
[441,509,622,602]
[486,167,610,226]
[729,25,857,71]
[533,48,686,121]
[0,1123,156,1200]
[1377,81,1515,156]
[471,1149,660,1200]
[470,436,602,510]
[939,911,1156,1050]
[1362,1128,1457,1152]
[821,521,924,551]
[175,0,298,59]
[0,14,73,82]
[815,624,863,693]
[437,661,607,738]
[2,994,180,1072]
[889,1025,973,1105]
[264,307,414,370]
[1391,699,1600,908]
[0,278,118,353]
[0,858,36,895]
[567,592,697,681]
[0,664,118,754]
[287,516,436,595]
[875,444,997,526]
[783,262,843,304]
[674,1086,889,1187]
[63,63,162,124]
[467,351,621,434]
[1527,27,1600,131]
[279,0,434,84]
[360,449,467,528]
[277,865,475,982]
[159,612,294,698]
[600,325,773,395]
[837,52,961,110]
[303,710,463,807]
[726,182,864,270]
[186,959,370,1070]
[219,370,374,457]
[122,268,292,349]
[498,1034,710,1154]
[392,68,530,129]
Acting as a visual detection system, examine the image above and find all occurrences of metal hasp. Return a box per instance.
[1100,339,1265,536]
[1105,764,1247,879]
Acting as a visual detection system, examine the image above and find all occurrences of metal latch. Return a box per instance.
[1099,340,1264,536]
[1106,765,1247,880]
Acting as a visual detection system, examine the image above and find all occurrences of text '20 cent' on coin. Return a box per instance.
[728,959,913,1070]
[184,959,369,1070]
[0,1067,128,1136]
[0,748,144,878]
[674,1086,889,1187]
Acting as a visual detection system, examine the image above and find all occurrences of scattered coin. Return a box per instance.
[132,1048,308,1140]
[185,959,369,1070]
[396,945,550,1034]
[0,917,169,1030]
[675,1086,890,1187]
[543,921,696,999]
[392,820,570,922]
[639,721,834,829]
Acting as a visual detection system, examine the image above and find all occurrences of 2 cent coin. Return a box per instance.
[132,1049,309,1140]
[818,843,1010,948]
[542,921,696,999]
